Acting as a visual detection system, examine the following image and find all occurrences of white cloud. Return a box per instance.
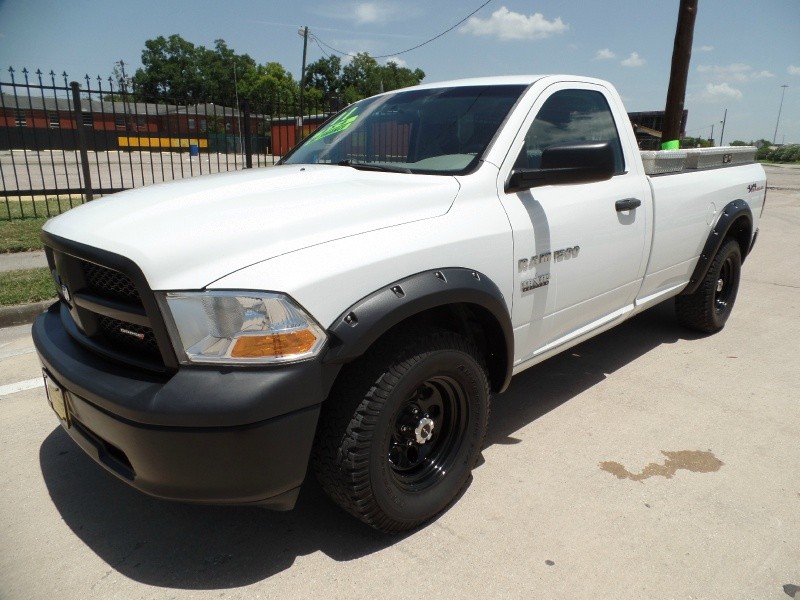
[698,45,714,52]
[789,65,800,76]
[594,48,616,60]
[697,63,774,82]
[384,56,407,68]
[460,7,568,41]
[702,82,743,101]
[353,2,396,24]
[621,52,645,68]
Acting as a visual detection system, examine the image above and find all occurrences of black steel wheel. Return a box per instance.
[313,330,490,533]
[387,374,467,491]
[676,239,742,333]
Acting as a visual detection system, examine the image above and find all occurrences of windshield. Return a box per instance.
[281,84,526,175]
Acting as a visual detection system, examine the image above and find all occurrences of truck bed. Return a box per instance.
[637,160,766,305]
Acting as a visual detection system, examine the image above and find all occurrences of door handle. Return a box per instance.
[615,198,642,212]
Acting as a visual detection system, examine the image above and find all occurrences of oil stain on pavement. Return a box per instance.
[600,450,723,481]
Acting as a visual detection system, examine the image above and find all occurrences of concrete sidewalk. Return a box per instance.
[0,250,48,272]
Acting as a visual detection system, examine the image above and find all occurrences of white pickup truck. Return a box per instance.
[33,75,766,533]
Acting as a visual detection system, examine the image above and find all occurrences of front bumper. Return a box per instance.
[33,303,339,509]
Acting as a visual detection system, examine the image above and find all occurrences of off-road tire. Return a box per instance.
[312,330,490,533]
[676,239,742,333]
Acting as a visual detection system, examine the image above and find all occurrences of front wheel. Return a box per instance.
[312,331,490,533]
[676,239,742,333]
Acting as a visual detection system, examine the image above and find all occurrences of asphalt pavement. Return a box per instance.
[0,165,798,599]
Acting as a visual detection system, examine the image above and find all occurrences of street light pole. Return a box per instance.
[773,84,788,144]
[117,59,132,131]
[719,108,727,146]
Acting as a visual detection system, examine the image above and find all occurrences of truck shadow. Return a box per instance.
[39,300,699,589]
[484,300,695,448]
[39,428,396,587]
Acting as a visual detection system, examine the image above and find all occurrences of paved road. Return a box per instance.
[1,166,798,599]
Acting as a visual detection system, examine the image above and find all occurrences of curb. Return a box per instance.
[0,300,54,328]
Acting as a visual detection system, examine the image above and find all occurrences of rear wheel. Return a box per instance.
[313,331,490,533]
[676,239,742,333]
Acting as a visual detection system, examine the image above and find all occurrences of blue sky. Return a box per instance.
[1,0,798,143]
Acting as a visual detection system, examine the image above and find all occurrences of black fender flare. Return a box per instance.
[680,199,753,296]
[323,268,514,392]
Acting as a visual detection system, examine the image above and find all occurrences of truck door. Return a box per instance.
[497,83,649,367]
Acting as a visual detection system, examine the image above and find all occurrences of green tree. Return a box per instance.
[132,36,425,111]
[196,39,256,106]
[341,53,383,103]
[681,136,712,148]
[338,53,426,103]
[729,140,748,146]
[381,60,425,92]
[772,144,800,162]
[240,62,299,109]
[305,55,342,101]
[755,144,773,160]
[133,34,257,105]
[133,34,204,101]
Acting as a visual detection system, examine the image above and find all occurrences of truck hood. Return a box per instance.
[44,165,459,290]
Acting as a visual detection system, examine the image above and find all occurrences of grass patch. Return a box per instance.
[0,268,56,306]
[0,197,84,253]
[0,216,48,252]
[2,197,83,220]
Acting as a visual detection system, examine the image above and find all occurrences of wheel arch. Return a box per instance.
[680,199,752,297]
[323,268,514,393]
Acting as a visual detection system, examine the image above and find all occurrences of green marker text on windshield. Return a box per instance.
[309,106,360,142]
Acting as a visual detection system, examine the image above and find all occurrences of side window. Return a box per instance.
[515,89,625,174]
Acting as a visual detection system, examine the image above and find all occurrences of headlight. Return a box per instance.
[163,291,326,365]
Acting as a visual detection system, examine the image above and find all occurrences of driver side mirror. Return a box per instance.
[506,141,616,193]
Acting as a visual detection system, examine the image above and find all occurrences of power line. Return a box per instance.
[312,0,496,59]
[310,36,333,59]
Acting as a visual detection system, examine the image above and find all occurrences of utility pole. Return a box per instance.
[719,108,727,146]
[234,62,243,161]
[662,0,698,149]
[298,26,309,141]
[773,84,788,144]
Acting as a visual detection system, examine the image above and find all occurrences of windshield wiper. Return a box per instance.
[337,160,411,174]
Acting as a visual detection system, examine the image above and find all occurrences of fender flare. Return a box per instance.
[680,199,753,296]
[323,268,514,392]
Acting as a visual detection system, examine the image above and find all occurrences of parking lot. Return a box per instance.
[1,148,274,199]
[0,165,798,599]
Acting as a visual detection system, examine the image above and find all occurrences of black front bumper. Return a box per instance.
[33,303,338,509]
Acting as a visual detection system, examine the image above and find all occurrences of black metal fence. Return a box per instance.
[1,67,338,220]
